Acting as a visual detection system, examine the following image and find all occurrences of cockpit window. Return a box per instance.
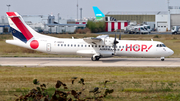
[141,27,144,30]
[162,44,166,47]
[156,44,166,47]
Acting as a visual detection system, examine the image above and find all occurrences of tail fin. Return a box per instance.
[93,6,105,20]
[6,12,41,43]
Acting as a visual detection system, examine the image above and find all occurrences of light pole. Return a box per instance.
[80,8,82,21]
[77,0,78,21]
[7,5,11,12]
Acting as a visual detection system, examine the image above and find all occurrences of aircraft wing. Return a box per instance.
[83,37,102,44]
[83,35,109,44]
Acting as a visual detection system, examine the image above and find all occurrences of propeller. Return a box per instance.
[119,32,121,40]
[113,33,119,54]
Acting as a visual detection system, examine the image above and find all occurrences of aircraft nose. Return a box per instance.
[168,49,174,56]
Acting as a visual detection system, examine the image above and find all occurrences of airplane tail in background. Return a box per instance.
[6,12,42,43]
[93,6,105,20]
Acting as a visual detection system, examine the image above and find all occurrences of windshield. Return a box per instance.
[147,26,150,29]
[156,44,166,47]
[140,27,144,30]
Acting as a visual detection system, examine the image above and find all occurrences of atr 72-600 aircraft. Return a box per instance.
[6,12,174,61]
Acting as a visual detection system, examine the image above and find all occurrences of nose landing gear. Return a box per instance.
[91,56,100,61]
[161,57,165,61]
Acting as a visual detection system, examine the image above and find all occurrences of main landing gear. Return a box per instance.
[91,56,100,61]
[161,57,165,61]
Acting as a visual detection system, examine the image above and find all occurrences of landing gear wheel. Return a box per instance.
[91,57,94,61]
[95,56,100,61]
[161,57,165,61]
[91,56,100,61]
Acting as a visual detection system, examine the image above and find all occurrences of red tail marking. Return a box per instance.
[7,12,16,16]
[6,12,33,41]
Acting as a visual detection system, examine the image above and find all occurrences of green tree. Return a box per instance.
[87,20,105,33]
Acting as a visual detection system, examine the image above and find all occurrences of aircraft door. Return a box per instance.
[46,43,51,52]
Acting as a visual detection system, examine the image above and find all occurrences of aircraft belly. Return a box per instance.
[76,50,96,57]
[117,51,161,58]
[51,47,77,55]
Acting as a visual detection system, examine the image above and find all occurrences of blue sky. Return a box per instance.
[0,0,179,19]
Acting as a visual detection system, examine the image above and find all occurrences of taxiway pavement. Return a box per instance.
[0,57,180,67]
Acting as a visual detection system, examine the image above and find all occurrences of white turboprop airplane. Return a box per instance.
[6,12,174,61]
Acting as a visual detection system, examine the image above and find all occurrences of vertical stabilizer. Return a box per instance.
[6,12,42,43]
[93,6,105,20]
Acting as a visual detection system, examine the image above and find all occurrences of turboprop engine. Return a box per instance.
[104,37,115,46]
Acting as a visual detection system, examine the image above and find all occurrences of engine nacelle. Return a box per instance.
[104,37,114,46]
[100,51,114,58]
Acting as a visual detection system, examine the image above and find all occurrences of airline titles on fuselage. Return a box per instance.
[55,41,153,52]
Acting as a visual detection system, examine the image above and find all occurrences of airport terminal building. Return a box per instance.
[105,6,180,32]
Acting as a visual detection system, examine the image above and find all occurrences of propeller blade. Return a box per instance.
[119,32,121,40]
[113,33,118,54]
[114,33,116,43]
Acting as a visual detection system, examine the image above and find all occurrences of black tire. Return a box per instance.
[95,56,100,61]
[91,57,94,61]
[161,59,164,61]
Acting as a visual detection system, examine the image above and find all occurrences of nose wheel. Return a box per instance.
[91,56,100,61]
[161,57,165,61]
